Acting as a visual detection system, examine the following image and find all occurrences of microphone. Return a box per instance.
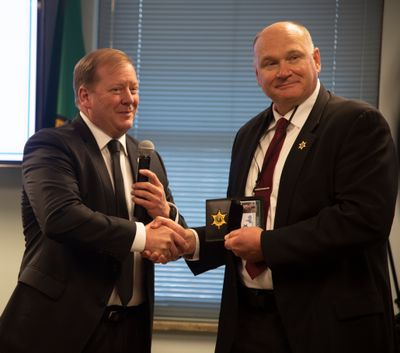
[136,140,155,182]
[134,140,155,222]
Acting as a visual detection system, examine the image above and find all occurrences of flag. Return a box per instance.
[56,0,85,122]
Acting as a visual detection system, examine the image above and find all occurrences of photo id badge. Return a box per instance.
[239,198,264,228]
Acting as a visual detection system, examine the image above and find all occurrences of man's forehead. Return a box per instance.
[97,61,135,74]
[255,31,311,57]
[95,63,137,81]
[255,38,306,54]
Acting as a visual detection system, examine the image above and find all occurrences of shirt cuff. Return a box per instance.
[168,201,179,222]
[131,222,146,252]
[184,228,200,261]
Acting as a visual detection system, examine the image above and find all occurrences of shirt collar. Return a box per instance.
[80,112,128,155]
[272,79,320,130]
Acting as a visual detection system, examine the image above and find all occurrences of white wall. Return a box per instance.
[0,0,398,352]
[379,0,400,314]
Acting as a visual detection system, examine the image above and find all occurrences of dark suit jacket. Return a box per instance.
[0,115,183,353]
[188,85,399,353]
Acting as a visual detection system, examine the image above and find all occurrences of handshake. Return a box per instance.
[131,169,196,264]
[131,169,265,265]
[143,217,196,264]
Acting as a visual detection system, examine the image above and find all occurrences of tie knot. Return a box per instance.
[276,118,289,133]
[107,139,121,154]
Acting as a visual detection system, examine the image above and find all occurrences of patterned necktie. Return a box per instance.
[107,139,133,305]
[245,118,289,279]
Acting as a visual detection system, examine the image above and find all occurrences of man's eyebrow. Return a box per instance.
[260,55,277,62]
[286,49,304,56]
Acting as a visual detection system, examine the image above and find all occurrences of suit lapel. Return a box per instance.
[275,85,330,227]
[125,137,139,182]
[71,115,115,205]
[231,107,274,197]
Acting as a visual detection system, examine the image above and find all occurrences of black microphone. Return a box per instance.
[134,140,155,222]
[136,140,155,182]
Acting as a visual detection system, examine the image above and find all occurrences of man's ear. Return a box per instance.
[313,48,322,73]
[77,86,91,108]
[254,63,262,87]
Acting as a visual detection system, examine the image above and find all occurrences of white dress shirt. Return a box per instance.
[80,112,145,306]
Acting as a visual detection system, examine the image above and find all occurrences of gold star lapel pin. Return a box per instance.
[298,140,307,150]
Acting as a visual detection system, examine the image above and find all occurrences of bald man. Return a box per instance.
[183,21,398,353]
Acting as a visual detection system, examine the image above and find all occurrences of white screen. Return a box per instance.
[0,0,37,163]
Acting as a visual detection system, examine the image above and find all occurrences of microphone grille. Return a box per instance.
[138,140,155,157]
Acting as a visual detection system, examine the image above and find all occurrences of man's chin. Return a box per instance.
[123,121,134,131]
[115,120,134,135]
[274,93,300,103]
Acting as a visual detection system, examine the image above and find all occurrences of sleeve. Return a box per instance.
[185,226,227,275]
[22,129,136,262]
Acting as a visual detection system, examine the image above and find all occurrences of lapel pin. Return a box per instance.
[298,141,307,150]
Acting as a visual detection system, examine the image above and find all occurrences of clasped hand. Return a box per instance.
[131,169,196,263]
[143,217,196,264]
[131,169,263,264]
[224,226,264,262]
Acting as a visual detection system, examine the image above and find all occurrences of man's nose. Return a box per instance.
[121,88,135,105]
[276,61,292,78]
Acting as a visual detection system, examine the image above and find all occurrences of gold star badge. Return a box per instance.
[298,141,307,150]
[211,209,227,229]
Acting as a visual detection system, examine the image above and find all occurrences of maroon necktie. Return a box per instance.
[245,118,289,279]
[107,139,133,305]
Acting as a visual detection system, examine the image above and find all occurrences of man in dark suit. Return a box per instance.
[162,21,398,353]
[0,48,189,353]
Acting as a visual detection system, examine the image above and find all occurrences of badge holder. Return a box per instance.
[205,197,264,242]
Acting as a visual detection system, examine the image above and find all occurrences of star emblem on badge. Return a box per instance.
[298,140,307,150]
[211,209,227,229]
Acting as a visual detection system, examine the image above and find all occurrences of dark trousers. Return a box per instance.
[230,284,292,353]
[82,304,150,353]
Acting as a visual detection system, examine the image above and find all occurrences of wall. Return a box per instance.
[152,332,215,353]
[379,0,400,314]
[0,167,23,311]
[0,0,398,352]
